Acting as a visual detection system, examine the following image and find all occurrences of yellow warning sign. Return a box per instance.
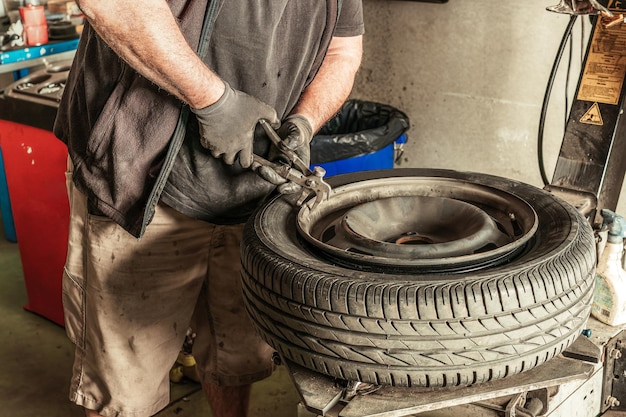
[580,102,604,126]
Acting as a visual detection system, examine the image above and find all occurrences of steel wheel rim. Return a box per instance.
[296,176,539,273]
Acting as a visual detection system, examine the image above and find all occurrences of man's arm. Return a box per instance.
[76,0,280,167]
[76,0,224,109]
[291,35,364,132]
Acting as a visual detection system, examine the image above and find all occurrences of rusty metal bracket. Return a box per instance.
[602,332,626,413]
[562,333,603,364]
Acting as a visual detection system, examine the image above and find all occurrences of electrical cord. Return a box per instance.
[565,23,573,126]
[537,15,578,186]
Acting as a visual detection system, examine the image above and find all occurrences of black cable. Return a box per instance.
[537,15,578,186]
[565,24,573,126]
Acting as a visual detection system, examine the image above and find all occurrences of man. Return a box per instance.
[53,0,363,416]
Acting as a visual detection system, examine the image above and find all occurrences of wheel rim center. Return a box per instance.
[331,196,511,259]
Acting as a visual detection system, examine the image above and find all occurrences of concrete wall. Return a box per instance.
[352,0,626,213]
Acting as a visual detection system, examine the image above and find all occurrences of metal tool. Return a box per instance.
[547,0,613,15]
[253,118,332,209]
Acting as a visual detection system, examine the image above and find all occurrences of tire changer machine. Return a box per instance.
[293,1,626,416]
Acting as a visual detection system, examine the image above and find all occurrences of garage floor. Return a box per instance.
[0,215,301,417]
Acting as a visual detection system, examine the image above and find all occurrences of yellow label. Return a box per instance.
[577,23,626,105]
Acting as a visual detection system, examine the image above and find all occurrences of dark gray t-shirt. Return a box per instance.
[161,0,364,224]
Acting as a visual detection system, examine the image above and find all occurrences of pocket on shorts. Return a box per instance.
[62,270,86,349]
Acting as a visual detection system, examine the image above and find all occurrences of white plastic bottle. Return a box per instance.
[591,209,626,326]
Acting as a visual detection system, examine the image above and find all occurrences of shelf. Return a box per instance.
[0,38,78,73]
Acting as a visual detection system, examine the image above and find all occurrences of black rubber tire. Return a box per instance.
[241,168,596,388]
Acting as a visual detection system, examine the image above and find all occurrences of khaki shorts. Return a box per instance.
[62,171,274,417]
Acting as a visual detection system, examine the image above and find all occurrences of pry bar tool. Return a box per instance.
[253,118,331,209]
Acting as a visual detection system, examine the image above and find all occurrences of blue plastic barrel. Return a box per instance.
[309,100,410,177]
[315,133,407,177]
[0,147,17,242]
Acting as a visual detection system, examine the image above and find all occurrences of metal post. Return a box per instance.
[548,1,626,223]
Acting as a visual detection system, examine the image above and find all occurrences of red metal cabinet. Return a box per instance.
[0,120,68,326]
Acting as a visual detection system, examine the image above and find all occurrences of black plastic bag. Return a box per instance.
[310,99,410,164]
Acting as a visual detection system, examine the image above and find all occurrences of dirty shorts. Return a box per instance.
[61,170,275,417]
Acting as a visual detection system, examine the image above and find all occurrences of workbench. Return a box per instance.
[0,38,78,78]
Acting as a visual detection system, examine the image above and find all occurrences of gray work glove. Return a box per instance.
[192,82,279,168]
[276,114,313,151]
[255,114,313,194]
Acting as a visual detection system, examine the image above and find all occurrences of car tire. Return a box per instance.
[241,168,596,388]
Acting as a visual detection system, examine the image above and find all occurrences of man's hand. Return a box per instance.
[275,114,312,169]
[255,165,300,195]
[192,82,279,167]
[276,114,313,151]
[254,114,313,194]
